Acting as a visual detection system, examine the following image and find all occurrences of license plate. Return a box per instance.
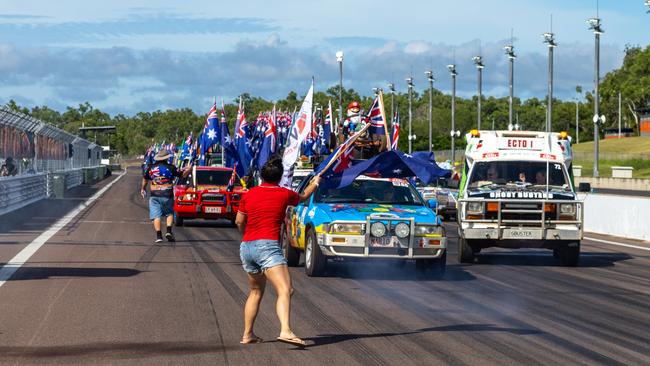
[504,229,539,239]
[371,236,396,247]
[204,206,222,213]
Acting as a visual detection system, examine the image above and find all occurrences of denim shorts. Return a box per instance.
[149,196,174,220]
[240,240,287,274]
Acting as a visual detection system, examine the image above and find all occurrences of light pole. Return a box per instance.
[406,76,415,153]
[472,55,484,129]
[575,98,580,144]
[588,16,604,177]
[336,51,344,131]
[447,64,458,162]
[646,0,650,12]
[425,70,434,152]
[542,31,556,133]
[387,82,395,122]
[504,39,516,127]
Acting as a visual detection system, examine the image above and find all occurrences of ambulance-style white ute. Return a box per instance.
[457,130,589,266]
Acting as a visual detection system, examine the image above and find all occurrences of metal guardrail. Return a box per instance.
[65,169,83,189]
[0,173,49,216]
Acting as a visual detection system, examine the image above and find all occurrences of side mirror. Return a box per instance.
[427,199,438,210]
[578,182,591,192]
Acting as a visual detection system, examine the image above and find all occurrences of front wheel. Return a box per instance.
[557,242,580,267]
[415,251,447,278]
[305,229,327,277]
[281,224,300,267]
[458,237,475,263]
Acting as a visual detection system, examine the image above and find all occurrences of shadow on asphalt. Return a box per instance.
[472,251,633,267]
[8,267,141,281]
[0,341,234,359]
[321,261,476,282]
[180,220,236,229]
[305,323,542,347]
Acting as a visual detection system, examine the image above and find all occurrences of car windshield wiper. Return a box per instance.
[319,198,367,203]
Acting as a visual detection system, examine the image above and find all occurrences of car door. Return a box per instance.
[286,173,313,248]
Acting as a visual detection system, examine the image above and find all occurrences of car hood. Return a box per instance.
[310,203,439,225]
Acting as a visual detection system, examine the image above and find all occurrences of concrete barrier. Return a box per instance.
[576,177,650,192]
[611,166,633,178]
[580,193,650,241]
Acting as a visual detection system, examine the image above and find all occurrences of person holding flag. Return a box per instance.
[235,156,320,346]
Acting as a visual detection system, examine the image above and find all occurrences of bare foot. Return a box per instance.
[240,334,263,344]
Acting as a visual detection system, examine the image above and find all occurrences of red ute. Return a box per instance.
[173,167,247,226]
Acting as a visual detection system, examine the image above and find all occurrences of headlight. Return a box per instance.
[559,203,575,215]
[370,222,387,237]
[329,223,364,234]
[415,225,443,237]
[467,202,483,214]
[394,222,410,238]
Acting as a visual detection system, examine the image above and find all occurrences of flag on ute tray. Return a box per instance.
[391,109,400,150]
[320,150,451,190]
[367,94,387,136]
[315,122,371,177]
[226,163,238,192]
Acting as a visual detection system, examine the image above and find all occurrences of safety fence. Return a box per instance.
[0,106,102,175]
[0,173,49,216]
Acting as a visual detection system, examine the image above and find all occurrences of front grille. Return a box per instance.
[202,194,225,202]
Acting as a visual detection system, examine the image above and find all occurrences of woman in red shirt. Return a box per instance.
[235,156,320,346]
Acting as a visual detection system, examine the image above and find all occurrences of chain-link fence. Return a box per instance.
[0,106,101,176]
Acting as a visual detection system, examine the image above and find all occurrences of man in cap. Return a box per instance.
[141,150,192,243]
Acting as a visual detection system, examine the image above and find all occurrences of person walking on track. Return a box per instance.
[141,150,191,243]
[235,156,320,346]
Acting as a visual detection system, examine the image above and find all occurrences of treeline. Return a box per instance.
[6,45,649,155]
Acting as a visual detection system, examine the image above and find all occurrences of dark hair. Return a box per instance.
[261,155,283,183]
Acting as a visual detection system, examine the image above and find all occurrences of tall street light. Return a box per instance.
[542,30,556,133]
[387,82,396,122]
[447,64,459,162]
[425,70,434,152]
[472,55,484,129]
[406,76,415,153]
[504,37,516,128]
[646,0,650,12]
[336,51,344,130]
[574,98,580,144]
[588,16,604,177]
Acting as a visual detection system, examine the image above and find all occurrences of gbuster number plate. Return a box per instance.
[503,229,542,240]
[371,236,397,247]
[204,206,222,213]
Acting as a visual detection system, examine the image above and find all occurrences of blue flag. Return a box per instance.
[321,150,451,189]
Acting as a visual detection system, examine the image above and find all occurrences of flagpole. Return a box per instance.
[316,122,371,177]
[220,99,225,167]
[378,91,391,151]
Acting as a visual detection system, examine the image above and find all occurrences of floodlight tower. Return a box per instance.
[425,70,434,152]
[406,76,415,153]
[472,55,484,129]
[387,82,396,121]
[504,35,516,128]
[447,64,460,162]
[588,16,605,177]
[336,51,344,129]
[542,30,557,133]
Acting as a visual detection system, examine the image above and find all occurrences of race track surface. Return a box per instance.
[1,167,648,365]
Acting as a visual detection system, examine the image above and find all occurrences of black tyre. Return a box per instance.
[175,216,184,227]
[415,251,447,278]
[281,224,300,267]
[558,242,580,267]
[304,228,326,277]
[458,236,475,263]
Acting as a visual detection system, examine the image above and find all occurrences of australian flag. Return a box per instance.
[257,106,277,169]
[367,95,387,136]
[199,103,220,166]
[391,109,400,151]
[319,103,332,155]
[322,150,451,190]
[315,122,371,177]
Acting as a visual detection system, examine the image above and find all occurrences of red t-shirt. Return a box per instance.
[238,182,300,241]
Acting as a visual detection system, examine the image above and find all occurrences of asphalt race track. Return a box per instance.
[1,167,649,365]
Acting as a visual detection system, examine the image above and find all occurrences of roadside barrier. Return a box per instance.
[580,193,650,241]
[0,166,107,216]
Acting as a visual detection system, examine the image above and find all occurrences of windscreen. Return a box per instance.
[468,161,569,189]
[195,170,235,186]
[314,179,424,205]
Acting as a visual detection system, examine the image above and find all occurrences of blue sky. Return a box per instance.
[0,0,648,115]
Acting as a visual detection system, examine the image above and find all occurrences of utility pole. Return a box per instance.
[618,91,622,138]
[473,55,484,129]
[543,19,556,133]
[588,15,604,177]
[504,30,516,127]
[447,64,458,162]
[336,51,344,132]
[406,76,415,153]
[425,70,434,152]
[387,82,395,123]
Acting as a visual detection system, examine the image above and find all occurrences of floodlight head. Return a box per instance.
[336,51,344,62]
[587,17,604,33]
[405,76,413,86]
[447,64,457,75]
[542,32,557,47]
[387,82,395,91]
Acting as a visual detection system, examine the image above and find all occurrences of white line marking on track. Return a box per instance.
[0,173,126,288]
[584,236,650,252]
